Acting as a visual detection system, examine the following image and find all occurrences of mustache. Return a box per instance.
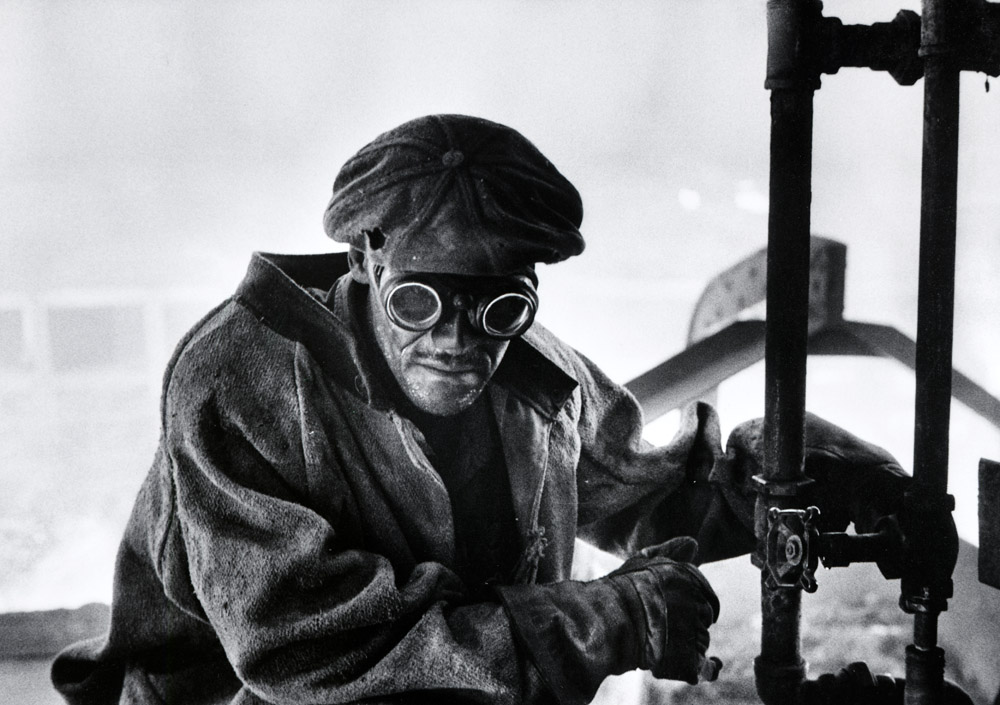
[411,349,490,369]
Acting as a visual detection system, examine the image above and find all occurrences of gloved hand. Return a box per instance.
[606,536,720,684]
[497,537,720,705]
[724,413,912,535]
[800,414,912,535]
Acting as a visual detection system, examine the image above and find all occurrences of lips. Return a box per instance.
[410,352,490,377]
[414,360,484,376]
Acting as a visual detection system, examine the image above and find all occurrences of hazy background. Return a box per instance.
[2,0,998,651]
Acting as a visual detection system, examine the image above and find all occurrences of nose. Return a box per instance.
[429,306,473,350]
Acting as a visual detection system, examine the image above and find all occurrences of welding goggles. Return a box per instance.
[373,266,538,339]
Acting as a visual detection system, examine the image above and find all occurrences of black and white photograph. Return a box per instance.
[2,2,999,704]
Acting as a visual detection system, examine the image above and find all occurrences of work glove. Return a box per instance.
[724,413,912,535]
[720,412,918,578]
[802,414,912,535]
[497,537,720,705]
[608,536,721,683]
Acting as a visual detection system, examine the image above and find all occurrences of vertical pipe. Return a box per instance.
[755,2,818,703]
[912,17,959,504]
[757,84,814,705]
[904,0,961,703]
[763,92,814,489]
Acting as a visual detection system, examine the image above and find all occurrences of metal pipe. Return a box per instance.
[913,611,939,649]
[912,7,960,504]
[820,10,924,85]
[798,663,974,705]
[762,88,813,489]
[901,0,963,703]
[755,2,819,703]
[756,577,808,705]
[758,0,817,539]
[817,527,897,569]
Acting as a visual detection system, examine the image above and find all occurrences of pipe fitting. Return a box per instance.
[800,663,899,705]
[765,0,825,90]
[798,662,975,705]
[818,516,905,579]
[820,10,924,85]
[899,490,958,614]
[755,655,809,705]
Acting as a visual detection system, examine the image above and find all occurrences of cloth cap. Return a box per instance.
[323,114,585,276]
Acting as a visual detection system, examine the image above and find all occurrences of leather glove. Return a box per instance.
[497,537,720,705]
[800,414,911,535]
[607,537,720,684]
[725,413,912,535]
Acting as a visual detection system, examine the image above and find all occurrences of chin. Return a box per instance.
[408,382,485,416]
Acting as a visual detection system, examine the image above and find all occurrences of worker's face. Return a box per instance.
[362,260,514,417]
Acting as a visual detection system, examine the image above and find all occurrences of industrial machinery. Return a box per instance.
[628,1,1000,703]
[1,3,996,705]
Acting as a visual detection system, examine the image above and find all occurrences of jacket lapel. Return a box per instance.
[235,252,582,582]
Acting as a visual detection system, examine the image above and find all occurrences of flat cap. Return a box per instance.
[323,114,585,276]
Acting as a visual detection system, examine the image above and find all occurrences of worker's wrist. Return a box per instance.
[497,579,641,704]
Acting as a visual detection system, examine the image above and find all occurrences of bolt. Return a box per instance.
[785,535,803,565]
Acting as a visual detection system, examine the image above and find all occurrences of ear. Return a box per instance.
[347,247,369,284]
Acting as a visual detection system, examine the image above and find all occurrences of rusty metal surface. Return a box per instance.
[898,0,965,702]
[910,59,960,511]
[754,2,822,702]
[754,573,808,705]
[686,236,846,345]
[764,507,821,592]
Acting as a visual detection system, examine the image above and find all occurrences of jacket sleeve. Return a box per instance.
[160,337,551,705]
[566,343,909,566]
[566,346,757,564]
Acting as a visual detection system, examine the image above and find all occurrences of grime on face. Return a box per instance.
[365,262,519,417]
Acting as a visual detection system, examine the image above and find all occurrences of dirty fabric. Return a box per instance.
[52,251,903,705]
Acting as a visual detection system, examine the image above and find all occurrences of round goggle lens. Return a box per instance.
[386,282,441,330]
[481,293,534,337]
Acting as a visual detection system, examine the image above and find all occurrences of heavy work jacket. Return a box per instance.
[51,252,796,705]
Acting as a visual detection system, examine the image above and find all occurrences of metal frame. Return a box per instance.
[627,237,1000,433]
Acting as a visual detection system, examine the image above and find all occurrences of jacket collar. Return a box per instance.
[234,251,578,418]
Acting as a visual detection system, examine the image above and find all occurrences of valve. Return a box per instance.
[764,506,821,592]
[819,10,924,85]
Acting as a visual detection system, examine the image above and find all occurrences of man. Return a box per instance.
[52,114,909,705]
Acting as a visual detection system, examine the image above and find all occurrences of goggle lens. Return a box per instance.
[385,282,441,330]
[481,293,534,337]
[378,271,537,339]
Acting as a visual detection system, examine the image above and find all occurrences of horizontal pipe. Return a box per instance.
[817,529,895,568]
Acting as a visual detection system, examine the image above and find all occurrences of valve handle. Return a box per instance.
[764,506,821,593]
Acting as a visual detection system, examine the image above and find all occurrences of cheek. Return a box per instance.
[372,316,420,371]
[480,340,509,369]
